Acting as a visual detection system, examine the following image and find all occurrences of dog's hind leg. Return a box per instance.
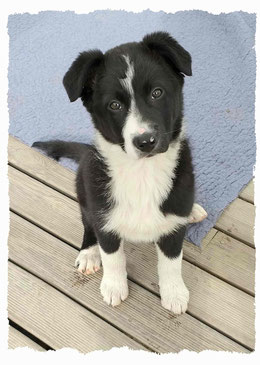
[75,208,101,275]
[75,167,102,275]
[75,227,102,275]
[188,203,208,223]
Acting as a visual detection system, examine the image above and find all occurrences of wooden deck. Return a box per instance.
[8,135,255,353]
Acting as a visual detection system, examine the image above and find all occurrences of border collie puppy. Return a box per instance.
[33,32,207,315]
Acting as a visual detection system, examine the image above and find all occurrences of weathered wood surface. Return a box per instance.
[9,212,248,353]
[8,166,255,349]
[183,230,255,295]
[8,162,255,295]
[215,198,255,247]
[8,135,255,351]
[8,135,255,246]
[8,262,146,352]
[239,180,254,204]
[8,326,45,351]
[8,135,76,198]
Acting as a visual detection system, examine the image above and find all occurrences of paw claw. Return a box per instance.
[189,203,208,224]
[100,277,129,307]
[75,246,101,276]
[160,282,189,315]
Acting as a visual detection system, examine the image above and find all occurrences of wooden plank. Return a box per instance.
[8,262,146,352]
[8,212,249,353]
[8,326,45,351]
[8,135,255,246]
[124,241,255,350]
[8,135,76,199]
[215,198,255,247]
[239,180,254,204]
[9,165,82,246]
[9,155,255,293]
[183,230,255,295]
[8,167,255,349]
[8,164,255,295]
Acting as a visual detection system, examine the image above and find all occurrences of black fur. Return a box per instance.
[33,31,194,259]
[157,226,186,258]
[32,140,90,162]
[161,139,195,217]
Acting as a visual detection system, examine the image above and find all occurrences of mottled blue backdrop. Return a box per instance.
[8,10,256,245]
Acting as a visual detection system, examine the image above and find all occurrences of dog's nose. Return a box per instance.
[133,132,158,153]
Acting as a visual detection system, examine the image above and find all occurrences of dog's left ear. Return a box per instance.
[142,31,192,76]
[63,50,104,102]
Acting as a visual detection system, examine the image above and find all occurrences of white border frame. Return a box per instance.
[0,1,258,363]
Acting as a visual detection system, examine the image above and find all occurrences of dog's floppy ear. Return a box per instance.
[142,31,192,76]
[63,50,104,102]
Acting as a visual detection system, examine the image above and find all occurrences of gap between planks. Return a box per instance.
[8,261,147,353]
[8,135,255,249]
[8,164,255,296]
[8,211,250,353]
[8,325,46,351]
[8,166,255,349]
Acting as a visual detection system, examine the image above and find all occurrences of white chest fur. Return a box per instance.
[95,133,189,243]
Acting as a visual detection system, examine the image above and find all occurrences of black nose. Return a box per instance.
[133,132,158,153]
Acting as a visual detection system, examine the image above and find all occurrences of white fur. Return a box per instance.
[122,102,152,159]
[75,245,101,274]
[156,248,189,314]
[95,131,189,243]
[189,203,208,223]
[120,55,152,159]
[119,55,134,96]
[99,242,129,306]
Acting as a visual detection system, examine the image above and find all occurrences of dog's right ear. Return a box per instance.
[63,50,104,102]
[142,32,192,76]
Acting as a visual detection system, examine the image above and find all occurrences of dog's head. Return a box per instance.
[63,32,192,159]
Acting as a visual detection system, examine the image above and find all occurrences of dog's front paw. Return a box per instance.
[160,281,189,315]
[100,276,129,307]
[75,246,101,275]
[189,203,208,223]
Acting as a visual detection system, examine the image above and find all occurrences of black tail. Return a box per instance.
[32,140,90,162]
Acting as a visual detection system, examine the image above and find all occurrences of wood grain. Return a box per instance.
[183,230,255,295]
[8,326,45,351]
[215,198,255,247]
[8,135,76,199]
[8,167,255,349]
[239,180,254,204]
[8,262,146,352]
[8,160,255,294]
[8,135,255,246]
[8,212,249,353]
[124,241,255,350]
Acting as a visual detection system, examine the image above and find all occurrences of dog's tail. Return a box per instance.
[32,140,90,162]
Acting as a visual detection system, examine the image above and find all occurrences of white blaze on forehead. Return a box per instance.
[119,55,135,96]
[120,54,151,159]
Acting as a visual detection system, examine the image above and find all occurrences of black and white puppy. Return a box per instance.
[33,32,207,315]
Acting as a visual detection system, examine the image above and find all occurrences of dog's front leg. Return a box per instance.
[156,226,189,315]
[97,230,129,307]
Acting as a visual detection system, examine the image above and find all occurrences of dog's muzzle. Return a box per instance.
[132,131,158,153]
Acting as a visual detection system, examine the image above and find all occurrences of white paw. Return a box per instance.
[100,276,129,307]
[189,203,208,223]
[75,246,101,275]
[160,281,189,315]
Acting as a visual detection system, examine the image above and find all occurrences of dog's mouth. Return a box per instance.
[136,143,169,159]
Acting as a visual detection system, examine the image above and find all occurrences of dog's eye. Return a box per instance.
[151,88,163,99]
[109,101,122,111]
